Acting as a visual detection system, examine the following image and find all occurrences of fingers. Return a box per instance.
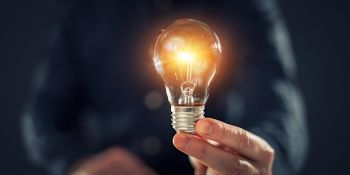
[173,133,258,175]
[196,118,275,162]
[189,157,207,175]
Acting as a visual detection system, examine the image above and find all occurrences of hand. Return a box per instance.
[69,147,156,175]
[173,118,275,175]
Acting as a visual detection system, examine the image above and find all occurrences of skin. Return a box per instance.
[173,118,275,175]
[70,117,274,175]
[69,147,156,175]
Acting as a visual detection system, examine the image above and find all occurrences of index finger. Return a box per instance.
[195,118,274,162]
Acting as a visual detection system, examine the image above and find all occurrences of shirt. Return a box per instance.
[22,0,308,174]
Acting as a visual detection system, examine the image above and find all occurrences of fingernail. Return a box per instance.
[173,133,190,149]
[197,120,212,135]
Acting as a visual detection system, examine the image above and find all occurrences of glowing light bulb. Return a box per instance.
[153,19,222,134]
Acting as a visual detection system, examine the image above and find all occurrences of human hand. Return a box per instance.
[69,147,156,175]
[173,118,275,175]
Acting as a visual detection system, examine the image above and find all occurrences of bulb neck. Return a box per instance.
[171,105,205,134]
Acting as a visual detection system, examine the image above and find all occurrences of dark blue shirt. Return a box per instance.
[22,0,308,174]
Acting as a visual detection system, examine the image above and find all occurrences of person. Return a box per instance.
[21,0,308,174]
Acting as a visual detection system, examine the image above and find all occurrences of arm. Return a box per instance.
[236,0,309,173]
[21,3,157,175]
[21,20,85,175]
[173,0,308,174]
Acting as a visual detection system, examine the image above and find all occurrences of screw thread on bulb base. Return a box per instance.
[171,105,205,134]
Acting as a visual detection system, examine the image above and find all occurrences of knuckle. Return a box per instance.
[228,159,244,175]
[264,146,275,163]
[197,143,208,160]
[219,122,229,140]
[237,129,250,149]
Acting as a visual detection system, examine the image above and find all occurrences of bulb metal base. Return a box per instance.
[171,105,205,134]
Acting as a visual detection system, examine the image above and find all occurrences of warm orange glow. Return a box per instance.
[162,36,202,64]
[177,51,196,63]
[153,19,222,105]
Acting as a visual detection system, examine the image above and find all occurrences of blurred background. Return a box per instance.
[0,0,349,174]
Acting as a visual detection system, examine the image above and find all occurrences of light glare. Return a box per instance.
[178,51,195,63]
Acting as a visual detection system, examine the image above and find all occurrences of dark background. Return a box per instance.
[0,0,349,174]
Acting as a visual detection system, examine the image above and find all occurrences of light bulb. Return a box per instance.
[153,19,222,134]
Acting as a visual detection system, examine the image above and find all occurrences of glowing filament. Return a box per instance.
[178,51,195,63]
